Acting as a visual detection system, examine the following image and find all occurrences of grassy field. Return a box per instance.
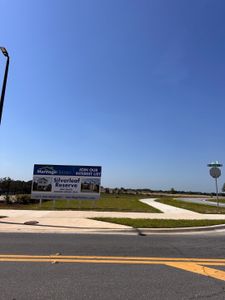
[92,218,225,228]
[0,194,161,213]
[156,197,225,214]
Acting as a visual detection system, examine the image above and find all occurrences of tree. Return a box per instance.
[170,187,176,194]
[222,183,225,193]
[0,177,32,196]
[0,177,12,203]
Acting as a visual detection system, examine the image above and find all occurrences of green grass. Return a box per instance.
[0,194,160,213]
[156,197,225,214]
[92,218,225,228]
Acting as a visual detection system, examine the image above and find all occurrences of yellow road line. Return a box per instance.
[0,257,224,266]
[1,256,225,266]
[201,262,225,266]
[165,262,225,282]
[0,255,225,262]
[0,258,182,264]
[1,255,225,281]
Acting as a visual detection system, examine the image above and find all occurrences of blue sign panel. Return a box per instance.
[33,164,101,177]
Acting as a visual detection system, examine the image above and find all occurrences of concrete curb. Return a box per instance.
[91,223,225,235]
[138,223,225,234]
[1,223,224,235]
[4,224,225,236]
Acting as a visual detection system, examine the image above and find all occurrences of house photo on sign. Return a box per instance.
[31,164,102,200]
[32,177,52,192]
[81,178,100,193]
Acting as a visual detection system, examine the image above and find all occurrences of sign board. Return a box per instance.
[207,161,223,168]
[209,167,221,179]
[31,164,102,200]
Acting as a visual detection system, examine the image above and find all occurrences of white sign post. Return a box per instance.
[208,161,223,208]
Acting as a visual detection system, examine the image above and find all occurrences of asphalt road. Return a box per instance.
[179,197,225,207]
[1,232,225,300]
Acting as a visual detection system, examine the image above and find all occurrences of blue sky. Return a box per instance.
[0,0,224,192]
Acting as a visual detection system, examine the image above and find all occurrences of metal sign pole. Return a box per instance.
[215,178,219,208]
[39,198,42,207]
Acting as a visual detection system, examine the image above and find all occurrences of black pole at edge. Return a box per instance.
[0,56,10,125]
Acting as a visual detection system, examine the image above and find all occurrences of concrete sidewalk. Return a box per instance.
[1,198,225,234]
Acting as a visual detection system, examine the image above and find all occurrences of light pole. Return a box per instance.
[207,161,223,208]
[0,47,10,125]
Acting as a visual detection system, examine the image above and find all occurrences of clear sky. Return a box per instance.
[0,0,224,192]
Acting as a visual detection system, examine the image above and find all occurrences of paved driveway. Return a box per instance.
[178,197,225,208]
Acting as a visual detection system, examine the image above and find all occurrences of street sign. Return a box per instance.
[207,161,223,208]
[31,164,102,200]
[208,161,223,168]
[209,167,221,179]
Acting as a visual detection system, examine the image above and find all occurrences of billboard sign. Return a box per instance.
[31,164,102,200]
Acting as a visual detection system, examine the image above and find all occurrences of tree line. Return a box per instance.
[0,177,32,195]
[0,177,225,196]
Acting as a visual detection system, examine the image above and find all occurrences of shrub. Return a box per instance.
[15,194,31,204]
